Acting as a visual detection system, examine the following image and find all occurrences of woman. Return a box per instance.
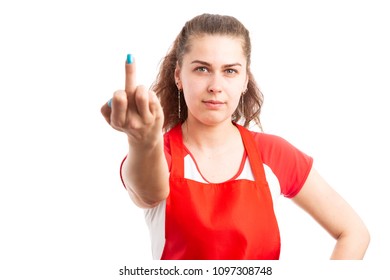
[101,13,370,260]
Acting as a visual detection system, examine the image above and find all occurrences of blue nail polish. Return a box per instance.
[127,54,133,64]
[107,98,112,108]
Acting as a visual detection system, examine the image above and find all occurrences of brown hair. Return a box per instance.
[151,13,264,131]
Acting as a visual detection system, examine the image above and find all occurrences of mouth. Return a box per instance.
[202,100,225,105]
[202,100,226,109]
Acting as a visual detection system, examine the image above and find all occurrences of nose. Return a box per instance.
[207,74,223,94]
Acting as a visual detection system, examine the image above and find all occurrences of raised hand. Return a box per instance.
[101,54,169,207]
[101,54,164,146]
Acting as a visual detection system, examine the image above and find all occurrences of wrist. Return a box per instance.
[127,132,163,153]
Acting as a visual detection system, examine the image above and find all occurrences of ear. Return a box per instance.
[174,63,181,88]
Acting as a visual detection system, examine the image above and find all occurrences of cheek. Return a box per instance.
[230,93,242,111]
[228,85,244,102]
[182,80,204,102]
[183,76,204,92]
[182,90,197,110]
[181,85,193,103]
[233,94,241,105]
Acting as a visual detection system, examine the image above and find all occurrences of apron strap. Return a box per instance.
[235,124,268,185]
[168,124,185,177]
[237,124,274,207]
[168,122,268,185]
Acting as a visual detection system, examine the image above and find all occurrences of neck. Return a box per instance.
[181,118,238,150]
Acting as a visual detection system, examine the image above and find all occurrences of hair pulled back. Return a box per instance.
[151,13,264,131]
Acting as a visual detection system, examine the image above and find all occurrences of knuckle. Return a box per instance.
[113,91,127,104]
[110,118,124,130]
[135,90,148,104]
[126,117,142,130]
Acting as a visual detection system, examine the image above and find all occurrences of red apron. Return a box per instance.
[161,123,280,260]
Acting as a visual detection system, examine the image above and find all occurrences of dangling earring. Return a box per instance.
[241,89,247,116]
[177,88,181,119]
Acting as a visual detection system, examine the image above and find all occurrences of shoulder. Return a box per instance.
[250,130,287,145]
[249,130,313,198]
[250,130,302,157]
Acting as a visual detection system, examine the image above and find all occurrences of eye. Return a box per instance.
[195,66,208,72]
[225,68,238,75]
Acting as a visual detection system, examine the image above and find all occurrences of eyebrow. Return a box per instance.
[191,60,242,68]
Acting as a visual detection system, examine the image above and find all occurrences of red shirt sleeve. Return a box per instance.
[252,132,313,198]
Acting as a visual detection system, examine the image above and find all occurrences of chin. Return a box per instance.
[188,110,235,127]
[197,116,233,127]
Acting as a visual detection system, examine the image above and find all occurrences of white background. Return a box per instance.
[1,0,389,279]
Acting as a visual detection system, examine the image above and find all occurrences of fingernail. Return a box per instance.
[126,54,133,64]
[107,98,112,108]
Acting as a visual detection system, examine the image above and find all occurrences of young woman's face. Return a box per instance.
[176,35,248,127]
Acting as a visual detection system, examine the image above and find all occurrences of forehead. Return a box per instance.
[184,34,246,65]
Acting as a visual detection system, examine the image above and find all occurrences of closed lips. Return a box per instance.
[203,100,225,104]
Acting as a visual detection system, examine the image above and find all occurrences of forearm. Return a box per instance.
[121,136,169,208]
